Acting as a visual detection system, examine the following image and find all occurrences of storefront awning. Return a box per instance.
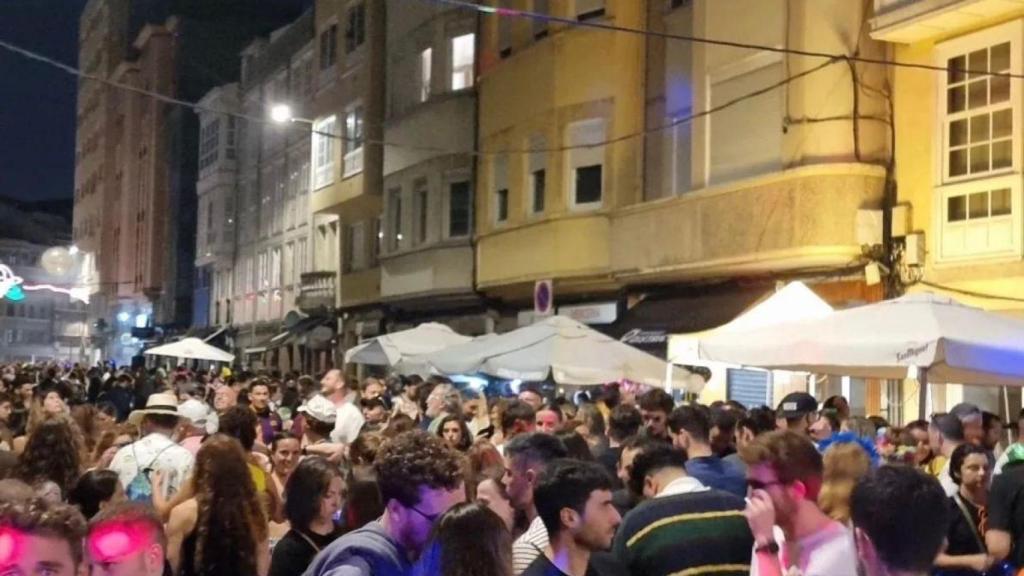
[604,286,771,358]
[269,316,333,348]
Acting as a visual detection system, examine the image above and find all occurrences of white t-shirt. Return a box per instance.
[751,521,858,576]
[939,458,958,497]
[110,432,195,501]
[331,397,365,444]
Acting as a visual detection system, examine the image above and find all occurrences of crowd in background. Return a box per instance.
[0,360,1022,576]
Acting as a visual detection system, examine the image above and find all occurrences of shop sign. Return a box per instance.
[620,328,668,346]
[558,302,618,325]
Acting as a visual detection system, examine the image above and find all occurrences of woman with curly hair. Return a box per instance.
[166,434,270,576]
[15,416,85,500]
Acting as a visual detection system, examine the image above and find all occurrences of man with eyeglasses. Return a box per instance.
[305,431,465,576]
[741,430,858,576]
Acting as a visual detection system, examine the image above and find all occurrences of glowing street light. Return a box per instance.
[270,104,293,124]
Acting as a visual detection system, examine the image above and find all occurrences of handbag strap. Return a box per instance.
[953,493,987,553]
[295,530,322,553]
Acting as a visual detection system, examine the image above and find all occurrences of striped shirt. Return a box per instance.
[513,516,549,575]
[613,484,753,576]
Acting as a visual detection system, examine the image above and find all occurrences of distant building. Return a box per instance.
[0,197,90,363]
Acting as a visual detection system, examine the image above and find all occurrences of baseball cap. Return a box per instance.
[298,394,337,424]
[777,392,818,419]
[178,398,219,435]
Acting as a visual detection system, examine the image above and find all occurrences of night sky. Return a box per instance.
[0,0,87,202]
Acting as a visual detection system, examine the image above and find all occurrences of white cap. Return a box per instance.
[178,399,218,434]
[298,394,337,424]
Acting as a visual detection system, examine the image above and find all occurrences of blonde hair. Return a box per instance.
[818,442,872,523]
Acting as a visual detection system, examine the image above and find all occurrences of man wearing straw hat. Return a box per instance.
[110,392,195,503]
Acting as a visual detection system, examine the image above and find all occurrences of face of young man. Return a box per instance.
[641,409,668,439]
[570,489,621,552]
[87,525,164,576]
[0,529,84,576]
[535,409,560,434]
[394,483,466,558]
[320,370,345,397]
[249,385,270,409]
[747,463,801,526]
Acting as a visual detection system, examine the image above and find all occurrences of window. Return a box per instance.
[670,108,693,197]
[493,156,509,223]
[353,222,368,271]
[567,119,606,209]
[345,2,366,54]
[225,117,237,160]
[414,181,429,244]
[258,251,268,290]
[533,0,550,38]
[296,238,308,283]
[312,116,337,189]
[451,33,475,90]
[343,106,364,177]
[943,41,1013,180]
[709,53,783,185]
[576,0,605,20]
[939,178,1019,260]
[448,181,470,238]
[529,136,546,213]
[420,47,433,102]
[319,24,338,70]
[206,198,216,246]
[371,217,382,266]
[199,118,220,170]
[389,188,403,251]
[271,247,282,289]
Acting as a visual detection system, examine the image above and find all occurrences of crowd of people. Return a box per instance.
[0,360,1022,576]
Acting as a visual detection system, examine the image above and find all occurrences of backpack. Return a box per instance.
[125,442,176,503]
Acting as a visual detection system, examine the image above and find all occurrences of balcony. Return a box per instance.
[297,271,336,314]
[871,0,1024,43]
[611,164,886,284]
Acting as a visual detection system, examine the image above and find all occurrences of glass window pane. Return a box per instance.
[993,109,1013,138]
[950,119,968,147]
[969,191,989,219]
[968,79,988,109]
[992,42,1011,72]
[948,86,966,113]
[970,144,990,173]
[991,188,1012,216]
[970,114,990,143]
[948,195,967,222]
[948,55,966,84]
[969,49,988,78]
[575,165,603,205]
[992,139,1012,169]
[950,148,969,177]
[991,75,1010,104]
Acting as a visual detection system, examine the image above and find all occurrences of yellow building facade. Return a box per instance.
[872,0,1024,419]
[478,0,896,414]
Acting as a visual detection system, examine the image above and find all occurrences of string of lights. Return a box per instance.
[426,0,1024,80]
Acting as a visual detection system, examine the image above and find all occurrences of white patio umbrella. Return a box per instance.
[344,322,472,374]
[698,292,1024,413]
[424,315,701,391]
[144,337,234,363]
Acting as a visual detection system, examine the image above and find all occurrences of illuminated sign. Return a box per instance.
[0,264,90,304]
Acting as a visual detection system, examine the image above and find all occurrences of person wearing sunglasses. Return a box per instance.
[741,430,859,576]
[305,431,466,576]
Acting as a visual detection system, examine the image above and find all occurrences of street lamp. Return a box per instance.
[269,103,313,125]
[270,104,293,124]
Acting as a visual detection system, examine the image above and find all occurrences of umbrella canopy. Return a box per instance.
[669,281,833,363]
[144,337,235,363]
[698,293,1024,387]
[424,316,700,391]
[344,322,472,373]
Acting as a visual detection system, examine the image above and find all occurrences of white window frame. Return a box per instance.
[420,47,433,103]
[450,33,475,91]
[493,155,509,224]
[936,20,1021,185]
[566,118,606,211]
[414,180,430,245]
[312,115,337,190]
[932,21,1024,264]
[343,104,364,178]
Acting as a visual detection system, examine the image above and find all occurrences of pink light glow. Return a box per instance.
[88,523,149,562]
[0,527,23,567]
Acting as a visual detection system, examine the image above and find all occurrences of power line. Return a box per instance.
[429,0,1024,80]
[0,35,838,157]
